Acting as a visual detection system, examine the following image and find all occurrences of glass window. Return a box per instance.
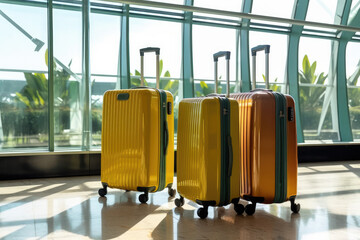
[306,0,337,24]
[90,7,121,149]
[252,0,295,19]
[299,37,338,142]
[194,0,242,12]
[348,0,360,25]
[193,25,237,96]
[129,17,181,133]
[0,2,48,151]
[53,3,83,149]
[346,42,360,141]
[249,31,287,92]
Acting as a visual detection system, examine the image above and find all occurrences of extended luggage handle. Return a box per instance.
[213,51,231,98]
[251,45,270,90]
[140,47,160,88]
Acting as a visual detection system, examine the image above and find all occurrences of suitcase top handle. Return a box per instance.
[251,45,270,56]
[213,51,230,61]
[140,47,160,56]
[140,47,160,88]
[251,44,270,90]
[213,51,231,98]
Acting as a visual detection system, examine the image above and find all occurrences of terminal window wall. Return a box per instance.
[249,32,288,92]
[346,42,360,141]
[299,37,339,142]
[53,2,83,149]
[192,25,237,96]
[129,17,181,132]
[0,2,48,150]
[90,5,121,148]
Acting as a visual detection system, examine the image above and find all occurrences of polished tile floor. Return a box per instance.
[0,161,360,239]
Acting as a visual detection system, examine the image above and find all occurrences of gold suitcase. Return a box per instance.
[98,48,175,203]
[175,52,242,219]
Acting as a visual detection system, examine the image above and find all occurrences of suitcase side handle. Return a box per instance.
[251,44,270,90]
[164,121,169,155]
[213,51,231,98]
[140,47,160,88]
[227,135,233,177]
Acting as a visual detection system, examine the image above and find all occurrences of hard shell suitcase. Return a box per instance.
[175,52,243,219]
[230,45,300,215]
[98,47,176,203]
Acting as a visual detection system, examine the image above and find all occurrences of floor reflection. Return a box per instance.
[0,161,359,239]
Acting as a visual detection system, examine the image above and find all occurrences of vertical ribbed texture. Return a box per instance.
[232,93,252,196]
[101,89,159,190]
[177,99,203,202]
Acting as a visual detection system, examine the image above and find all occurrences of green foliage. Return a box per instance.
[131,59,179,95]
[298,55,328,110]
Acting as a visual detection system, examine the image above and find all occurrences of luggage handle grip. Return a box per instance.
[227,135,233,177]
[213,51,230,61]
[140,47,160,56]
[164,121,169,155]
[251,45,270,56]
[140,47,160,88]
[213,51,230,98]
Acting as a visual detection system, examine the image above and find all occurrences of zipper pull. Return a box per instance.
[279,110,285,118]
[223,108,229,115]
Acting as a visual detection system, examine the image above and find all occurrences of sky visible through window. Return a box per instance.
[0,1,359,87]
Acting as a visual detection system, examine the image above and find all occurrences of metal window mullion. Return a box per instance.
[81,0,91,150]
[239,0,252,92]
[286,0,309,143]
[48,0,55,152]
[119,4,130,89]
[181,0,194,98]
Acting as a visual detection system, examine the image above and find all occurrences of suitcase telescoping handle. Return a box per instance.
[140,47,160,88]
[213,51,231,98]
[251,45,270,90]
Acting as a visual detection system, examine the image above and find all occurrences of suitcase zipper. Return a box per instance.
[156,89,167,192]
[219,97,231,206]
[273,93,288,203]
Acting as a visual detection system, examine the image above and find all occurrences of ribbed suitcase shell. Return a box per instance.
[177,97,240,205]
[230,90,297,204]
[101,88,174,192]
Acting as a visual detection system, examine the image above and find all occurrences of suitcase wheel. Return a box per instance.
[175,196,185,208]
[245,203,256,215]
[139,193,149,204]
[291,202,301,213]
[290,196,300,213]
[234,203,245,215]
[168,187,176,197]
[98,188,107,197]
[197,207,208,219]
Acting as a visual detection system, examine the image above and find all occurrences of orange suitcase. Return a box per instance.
[230,45,300,215]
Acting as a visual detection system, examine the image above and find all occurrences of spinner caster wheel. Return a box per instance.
[168,188,176,197]
[197,207,208,219]
[139,193,149,204]
[175,196,184,207]
[245,203,256,216]
[98,188,107,197]
[234,203,245,215]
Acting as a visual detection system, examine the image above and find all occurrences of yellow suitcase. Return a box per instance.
[230,45,300,215]
[175,52,242,219]
[98,48,175,203]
